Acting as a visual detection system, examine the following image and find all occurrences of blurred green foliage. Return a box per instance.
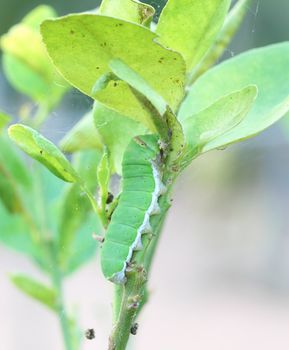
[0,1,288,350]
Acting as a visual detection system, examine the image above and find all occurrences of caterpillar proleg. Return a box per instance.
[100,134,165,284]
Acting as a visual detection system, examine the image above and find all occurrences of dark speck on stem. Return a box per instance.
[130,323,139,336]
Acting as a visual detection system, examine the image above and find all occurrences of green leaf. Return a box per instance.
[4,57,64,111]
[8,124,78,183]
[94,103,146,174]
[10,274,57,311]
[2,54,64,109]
[156,0,231,71]
[181,86,257,165]
[190,0,253,82]
[1,6,66,108]
[2,26,51,74]
[0,161,54,270]
[179,43,289,151]
[99,0,155,26]
[60,111,103,153]
[41,14,186,111]
[0,112,11,131]
[22,5,57,29]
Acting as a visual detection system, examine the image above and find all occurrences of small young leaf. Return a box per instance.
[181,85,257,165]
[99,0,155,26]
[10,274,57,311]
[0,111,11,131]
[179,43,289,150]
[41,14,186,111]
[60,111,103,153]
[8,124,78,183]
[156,0,231,71]
[109,58,167,116]
[94,103,146,174]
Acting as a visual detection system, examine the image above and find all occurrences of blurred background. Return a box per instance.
[1,0,289,349]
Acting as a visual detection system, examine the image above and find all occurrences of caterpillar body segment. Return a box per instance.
[100,134,165,284]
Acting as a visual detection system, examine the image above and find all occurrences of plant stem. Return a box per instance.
[33,166,74,350]
[49,242,74,350]
[108,184,172,350]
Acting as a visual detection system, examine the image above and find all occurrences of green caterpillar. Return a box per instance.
[100,134,166,284]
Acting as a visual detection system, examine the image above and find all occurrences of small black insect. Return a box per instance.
[106,192,114,205]
[85,328,95,340]
[130,323,139,335]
